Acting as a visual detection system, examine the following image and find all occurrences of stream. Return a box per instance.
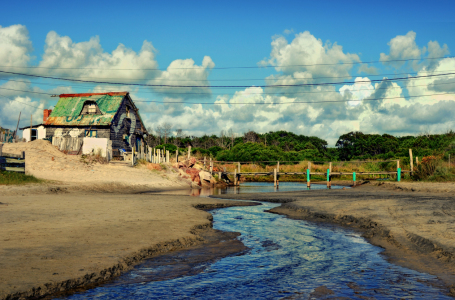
[58,182,452,299]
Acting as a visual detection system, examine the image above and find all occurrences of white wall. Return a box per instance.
[22,126,46,142]
[82,137,108,157]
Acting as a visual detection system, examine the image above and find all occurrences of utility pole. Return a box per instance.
[13,111,21,141]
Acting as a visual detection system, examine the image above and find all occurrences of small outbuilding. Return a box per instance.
[36,91,147,157]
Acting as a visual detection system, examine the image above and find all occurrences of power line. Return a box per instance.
[3,69,455,82]
[134,92,455,105]
[1,70,454,89]
[2,79,455,98]
[0,55,452,70]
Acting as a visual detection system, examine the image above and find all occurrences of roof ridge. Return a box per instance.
[59,92,129,98]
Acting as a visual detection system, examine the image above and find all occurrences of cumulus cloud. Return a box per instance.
[151,56,215,99]
[0,96,45,130]
[339,77,374,106]
[260,31,360,78]
[38,31,159,81]
[380,31,450,71]
[0,24,33,75]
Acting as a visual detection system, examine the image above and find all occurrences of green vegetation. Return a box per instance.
[0,171,42,185]
[146,128,455,181]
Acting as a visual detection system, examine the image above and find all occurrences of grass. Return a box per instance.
[0,171,42,185]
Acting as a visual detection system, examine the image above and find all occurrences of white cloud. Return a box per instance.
[151,56,215,99]
[260,31,360,78]
[0,24,33,74]
[0,96,44,130]
[38,31,159,81]
[339,77,374,106]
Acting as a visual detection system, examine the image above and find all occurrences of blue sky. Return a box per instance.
[1,0,455,145]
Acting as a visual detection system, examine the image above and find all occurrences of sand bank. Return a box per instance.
[0,191,258,300]
[212,182,455,295]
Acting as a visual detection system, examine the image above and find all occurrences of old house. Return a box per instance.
[39,91,147,157]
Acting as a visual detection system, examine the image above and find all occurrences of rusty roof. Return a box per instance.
[44,92,129,126]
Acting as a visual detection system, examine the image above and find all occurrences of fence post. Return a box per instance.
[353,172,356,187]
[238,162,241,173]
[234,169,237,186]
[306,169,310,189]
[188,146,191,159]
[210,162,213,174]
[274,168,277,187]
[277,161,280,172]
[327,169,331,189]
[176,150,179,163]
[166,150,169,163]
[329,162,332,173]
[409,149,413,176]
[397,168,401,182]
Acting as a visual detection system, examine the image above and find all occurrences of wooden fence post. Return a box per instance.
[327,168,331,189]
[409,149,413,176]
[353,172,356,187]
[158,149,161,164]
[210,162,213,174]
[166,150,169,163]
[274,168,277,187]
[329,162,332,173]
[238,162,241,173]
[188,146,191,159]
[277,161,280,172]
[234,169,237,186]
[176,150,179,163]
[306,169,310,189]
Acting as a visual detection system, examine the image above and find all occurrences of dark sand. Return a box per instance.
[0,189,258,300]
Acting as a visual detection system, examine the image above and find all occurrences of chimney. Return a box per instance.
[43,109,52,122]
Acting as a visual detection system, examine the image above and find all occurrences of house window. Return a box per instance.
[31,129,37,141]
[88,104,97,114]
[85,130,97,137]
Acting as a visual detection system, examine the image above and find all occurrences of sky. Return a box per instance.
[1,0,455,146]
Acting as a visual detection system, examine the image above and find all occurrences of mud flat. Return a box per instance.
[0,190,258,300]
[212,182,455,295]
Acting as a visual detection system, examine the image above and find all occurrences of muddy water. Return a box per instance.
[59,183,452,299]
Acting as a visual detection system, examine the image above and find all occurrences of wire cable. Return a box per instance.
[0,70,454,89]
[0,55,452,70]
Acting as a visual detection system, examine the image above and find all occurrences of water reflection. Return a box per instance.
[157,181,341,197]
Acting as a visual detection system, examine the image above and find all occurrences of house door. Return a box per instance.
[31,129,37,141]
[136,137,141,152]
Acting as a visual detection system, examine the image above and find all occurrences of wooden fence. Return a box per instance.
[0,144,25,173]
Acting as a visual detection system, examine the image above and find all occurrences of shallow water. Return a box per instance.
[59,182,452,299]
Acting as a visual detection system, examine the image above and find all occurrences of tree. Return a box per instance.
[243,130,259,143]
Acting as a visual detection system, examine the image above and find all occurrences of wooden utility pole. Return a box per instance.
[30,114,32,141]
[13,111,21,141]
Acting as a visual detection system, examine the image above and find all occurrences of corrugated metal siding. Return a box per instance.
[45,94,125,126]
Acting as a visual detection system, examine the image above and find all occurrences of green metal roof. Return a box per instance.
[44,92,128,126]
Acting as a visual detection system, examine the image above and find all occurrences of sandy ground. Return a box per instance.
[213,182,455,295]
[2,140,191,191]
[0,192,258,300]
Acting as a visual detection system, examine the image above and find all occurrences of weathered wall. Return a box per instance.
[45,127,110,139]
[110,98,145,152]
